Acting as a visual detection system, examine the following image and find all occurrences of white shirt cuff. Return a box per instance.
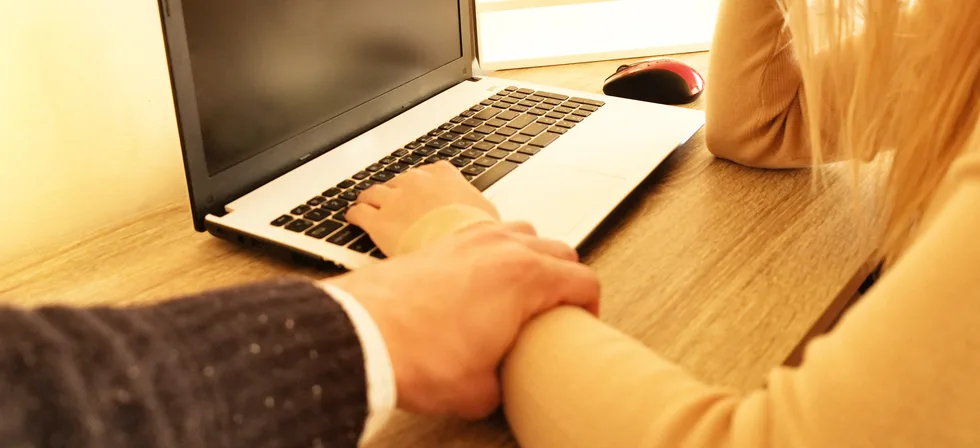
[317,282,396,445]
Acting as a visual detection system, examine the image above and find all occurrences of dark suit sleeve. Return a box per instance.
[0,278,368,448]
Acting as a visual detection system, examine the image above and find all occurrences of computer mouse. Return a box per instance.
[602,58,705,105]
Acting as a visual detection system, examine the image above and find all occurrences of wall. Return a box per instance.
[0,0,186,266]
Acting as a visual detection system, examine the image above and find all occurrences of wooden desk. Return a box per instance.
[0,53,878,447]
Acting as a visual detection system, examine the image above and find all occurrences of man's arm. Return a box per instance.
[0,278,371,448]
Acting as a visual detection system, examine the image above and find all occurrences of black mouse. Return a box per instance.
[602,58,705,105]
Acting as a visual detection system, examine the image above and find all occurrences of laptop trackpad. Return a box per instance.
[485,162,627,241]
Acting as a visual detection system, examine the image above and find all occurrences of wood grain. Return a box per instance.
[0,53,880,448]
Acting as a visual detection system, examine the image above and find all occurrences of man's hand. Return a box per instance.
[325,222,599,420]
[348,162,499,255]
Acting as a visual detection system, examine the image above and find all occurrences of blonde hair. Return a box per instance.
[784,0,980,265]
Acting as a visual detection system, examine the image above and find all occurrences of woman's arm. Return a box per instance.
[0,279,370,448]
[500,153,980,447]
[705,0,819,168]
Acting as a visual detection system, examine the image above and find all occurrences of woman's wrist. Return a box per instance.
[396,204,500,255]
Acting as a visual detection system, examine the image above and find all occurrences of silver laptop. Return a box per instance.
[159,0,705,269]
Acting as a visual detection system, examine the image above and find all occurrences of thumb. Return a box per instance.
[531,257,602,318]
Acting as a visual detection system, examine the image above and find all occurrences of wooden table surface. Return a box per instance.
[0,53,880,448]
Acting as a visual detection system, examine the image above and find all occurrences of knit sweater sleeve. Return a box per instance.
[0,278,368,448]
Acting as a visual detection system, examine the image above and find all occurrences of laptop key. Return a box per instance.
[461,110,476,117]
[516,88,534,94]
[401,154,424,165]
[510,105,530,113]
[439,123,455,130]
[518,146,542,155]
[414,147,436,156]
[504,86,519,91]
[322,187,342,197]
[461,149,483,159]
[370,249,387,259]
[495,127,518,137]
[554,107,574,114]
[304,209,331,222]
[557,120,577,129]
[291,205,312,215]
[473,141,495,151]
[327,225,364,246]
[527,108,548,116]
[490,94,505,100]
[462,165,486,177]
[510,135,532,144]
[544,98,563,105]
[474,157,498,168]
[546,112,565,120]
[307,196,327,206]
[498,142,520,152]
[526,95,546,102]
[462,133,483,142]
[285,219,314,232]
[386,163,410,173]
[392,148,411,156]
[463,118,484,127]
[474,107,504,120]
[529,132,561,148]
[486,149,509,159]
[518,100,537,108]
[565,115,584,123]
[438,132,461,141]
[486,118,508,128]
[509,92,528,99]
[379,156,398,164]
[535,102,556,110]
[438,147,461,157]
[452,125,473,134]
[424,155,448,164]
[334,211,347,222]
[499,97,518,105]
[484,134,505,144]
[451,140,473,149]
[572,110,592,117]
[271,215,293,227]
[537,91,570,101]
[496,110,520,121]
[507,153,531,164]
[570,97,605,107]
[474,126,496,135]
[520,123,548,136]
[371,171,395,182]
[507,115,536,129]
[450,157,470,168]
[339,190,359,201]
[349,234,377,253]
[355,180,376,190]
[550,127,568,135]
[471,161,520,192]
[324,198,349,211]
[537,117,558,125]
[305,220,343,239]
[450,116,466,124]
[353,171,370,180]
[580,105,599,112]
[480,100,494,106]
[426,140,449,149]
[470,105,484,112]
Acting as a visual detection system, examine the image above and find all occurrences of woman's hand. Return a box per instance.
[347,162,500,255]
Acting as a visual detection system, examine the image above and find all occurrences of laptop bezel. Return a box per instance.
[157,0,477,231]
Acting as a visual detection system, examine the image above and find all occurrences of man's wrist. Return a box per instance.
[317,281,396,443]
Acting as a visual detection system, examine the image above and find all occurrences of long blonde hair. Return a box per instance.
[784,0,980,265]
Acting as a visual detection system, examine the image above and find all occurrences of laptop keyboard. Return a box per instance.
[268,86,605,259]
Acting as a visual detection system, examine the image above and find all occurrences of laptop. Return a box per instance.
[158,0,705,269]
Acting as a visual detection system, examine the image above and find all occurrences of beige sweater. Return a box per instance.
[398,0,980,445]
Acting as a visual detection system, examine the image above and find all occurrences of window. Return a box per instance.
[475,0,720,70]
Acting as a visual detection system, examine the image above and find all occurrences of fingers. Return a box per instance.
[510,233,579,263]
[357,184,394,208]
[499,221,538,237]
[530,257,601,318]
[346,203,380,228]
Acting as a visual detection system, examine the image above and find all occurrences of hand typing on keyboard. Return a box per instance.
[347,161,500,256]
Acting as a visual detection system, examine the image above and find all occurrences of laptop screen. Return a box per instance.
[181,0,463,176]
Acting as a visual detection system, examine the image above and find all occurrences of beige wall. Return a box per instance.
[1,1,186,266]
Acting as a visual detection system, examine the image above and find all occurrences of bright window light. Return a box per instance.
[475,0,720,70]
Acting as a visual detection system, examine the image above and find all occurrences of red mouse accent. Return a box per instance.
[602,57,705,105]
